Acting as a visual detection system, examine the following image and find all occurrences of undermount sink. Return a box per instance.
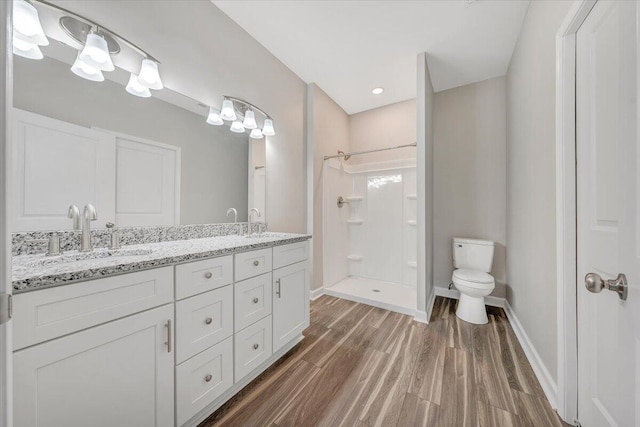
[20,247,153,269]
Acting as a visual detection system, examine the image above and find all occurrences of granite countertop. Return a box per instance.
[12,232,311,293]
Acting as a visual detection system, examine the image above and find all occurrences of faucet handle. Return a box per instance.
[106,222,115,229]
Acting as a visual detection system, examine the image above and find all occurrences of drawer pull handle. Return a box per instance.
[204,317,213,325]
[253,297,259,304]
[204,272,213,279]
[276,279,281,298]
[205,374,213,383]
[253,343,259,350]
[253,260,259,266]
[165,319,172,353]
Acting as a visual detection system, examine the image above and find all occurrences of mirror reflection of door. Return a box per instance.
[249,137,266,225]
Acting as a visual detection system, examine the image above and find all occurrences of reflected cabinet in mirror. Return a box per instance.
[11,1,268,232]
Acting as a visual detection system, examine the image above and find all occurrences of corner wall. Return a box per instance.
[506,0,573,383]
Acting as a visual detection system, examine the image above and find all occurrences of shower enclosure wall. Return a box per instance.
[323,156,417,315]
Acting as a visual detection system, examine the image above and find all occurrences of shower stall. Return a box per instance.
[322,145,417,315]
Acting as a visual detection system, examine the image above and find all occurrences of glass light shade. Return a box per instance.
[230,120,245,133]
[13,0,48,46]
[71,52,104,82]
[242,110,258,130]
[12,37,43,60]
[126,73,151,97]
[206,107,224,126]
[220,99,237,121]
[137,59,163,90]
[249,128,264,139]
[79,33,115,72]
[262,119,275,136]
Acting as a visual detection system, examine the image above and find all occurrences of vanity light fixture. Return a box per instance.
[206,107,224,126]
[242,110,258,130]
[249,128,264,139]
[71,51,105,82]
[125,73,151,97]
[262,119,275,136]
[12,0,164,98]
[220,99,237,121]
[230,120,246,133]
[12,0,48,60]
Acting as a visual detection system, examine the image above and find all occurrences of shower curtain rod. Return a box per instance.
[323,143,417,160]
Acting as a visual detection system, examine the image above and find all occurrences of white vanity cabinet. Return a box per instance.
[14,303,175,427]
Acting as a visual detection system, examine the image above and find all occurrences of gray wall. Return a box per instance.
[434,77,507,296]
[348,99,417,164]
[506,0,573,381]
[14,56,249,225]
[310,84,350,291]
[48,0,307,233]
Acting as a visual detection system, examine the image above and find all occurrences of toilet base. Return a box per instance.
[455,293,488,325]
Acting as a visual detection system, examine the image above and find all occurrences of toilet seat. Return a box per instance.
[452,268,495,289]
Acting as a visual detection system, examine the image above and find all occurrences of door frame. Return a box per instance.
[555,0,597,423]
[0,1,12,427]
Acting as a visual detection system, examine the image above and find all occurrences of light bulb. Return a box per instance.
[242,110,258,130]
[137,58,163,90]
[262,119,275,136]
[13,0,48,46]
[206,107,224,126]
[220,99,237,121]
[230,120,245,133]
[71,52,104,82]
[126,73,151,97]
[79,32,114,72]
[250,128,264,139]
[12,37,43,60]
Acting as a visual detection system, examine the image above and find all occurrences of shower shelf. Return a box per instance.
[347,219,364,224]
[407,261,417,268]
[344,195,364,202]
[407,194,417,200]
[347,255,364,261]
[407,220,417,226]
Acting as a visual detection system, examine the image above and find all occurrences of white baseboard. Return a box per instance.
[310,287,325,301]
[414,309,428,324]
[415,288,436,324]
[433,286,505,308]
[503,300,558,410]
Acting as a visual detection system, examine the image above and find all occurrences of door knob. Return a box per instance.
[584,273,628,300]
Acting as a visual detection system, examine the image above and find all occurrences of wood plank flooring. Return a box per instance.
[199,296,564,427]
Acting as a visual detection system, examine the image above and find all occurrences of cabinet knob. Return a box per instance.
[204,272,213,279]
[204,317,213,325]
[253,260,259,266]
[253,297,259,304]
[205,374,212,383]
[253,343,259,350]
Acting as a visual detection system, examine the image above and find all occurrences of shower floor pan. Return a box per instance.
[325,276,416,316]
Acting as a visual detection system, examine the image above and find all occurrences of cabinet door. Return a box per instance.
[272,261,309,353]
[14,304,174,427]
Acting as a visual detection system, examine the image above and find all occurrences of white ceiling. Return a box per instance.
[213,0,530,114]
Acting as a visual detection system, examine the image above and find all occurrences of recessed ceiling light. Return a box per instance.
[372,87,384,95]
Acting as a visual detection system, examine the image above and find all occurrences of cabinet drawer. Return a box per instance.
[176,336,233,426]
[234,316,272,381]
[235,248,272,282]
[13,267,173,350]
[273,241,309,270]
[175,255,233,300]
[175,285,233,364]
[234,273,272,332]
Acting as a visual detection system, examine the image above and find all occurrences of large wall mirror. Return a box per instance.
[11,1,267,232]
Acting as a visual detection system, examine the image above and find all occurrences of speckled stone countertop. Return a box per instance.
[12,232,311,293]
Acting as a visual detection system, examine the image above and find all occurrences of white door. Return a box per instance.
[272,261,309,353]
[576,1,639,426]
[11,109,116,231]
[13,304,174,427]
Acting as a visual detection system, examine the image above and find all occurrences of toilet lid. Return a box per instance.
[453,269,494,284]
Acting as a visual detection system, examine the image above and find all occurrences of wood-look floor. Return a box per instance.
[200,296,565,427]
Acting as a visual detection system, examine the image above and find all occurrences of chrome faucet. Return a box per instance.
[80,204,97,252]
[226,208,238,223]
[68,205,81,230]
[248,208,261,235]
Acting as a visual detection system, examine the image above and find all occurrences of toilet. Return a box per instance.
[451,237,495,324]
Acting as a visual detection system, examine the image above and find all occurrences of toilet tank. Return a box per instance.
[453,238,495,272]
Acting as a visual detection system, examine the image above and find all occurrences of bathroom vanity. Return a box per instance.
[10,232,310,427]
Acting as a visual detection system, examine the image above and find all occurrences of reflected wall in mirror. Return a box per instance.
[10,1,270,232]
